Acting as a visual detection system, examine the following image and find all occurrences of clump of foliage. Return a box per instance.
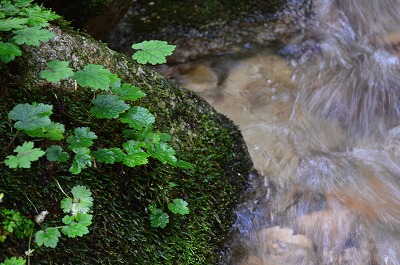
[1,185,93,265]
[0,0,192,263]
[0,0,60,63]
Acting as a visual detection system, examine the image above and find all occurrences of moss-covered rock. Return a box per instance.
[0,22,253,264]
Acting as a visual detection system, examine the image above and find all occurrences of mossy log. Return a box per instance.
[0,23,253,264]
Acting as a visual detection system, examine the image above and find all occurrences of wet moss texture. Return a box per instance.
[0,23,253,264]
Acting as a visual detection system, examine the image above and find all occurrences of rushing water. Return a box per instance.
[162,0,400,264]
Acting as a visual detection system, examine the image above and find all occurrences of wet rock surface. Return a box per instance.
[37,0,131,40]
[107,0,312,62]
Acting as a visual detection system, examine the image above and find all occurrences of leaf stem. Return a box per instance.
[52,177,69,198]
[95,119,115,134]
[0,130,20,156]
[27,228,34,265]
[134,65,140,80]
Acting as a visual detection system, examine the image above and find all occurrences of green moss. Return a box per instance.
[0,23,252,264]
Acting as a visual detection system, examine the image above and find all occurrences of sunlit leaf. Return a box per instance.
[39,60,74,83]
[147,142,177,165]
[0,256,26,265]
[149,205,169,228]
[60,185,93,215]
[123,152,148,167]
[73,64,112,90]
[0,17,28,31]
[122,140,148,167]
[108,73,121,89]
[45,145,69,162]
[8,103,52,130]
[92,148,124,164]
[131,40,175,65]
[168,199,189,215]
[122,140,145,153]
[90,94,129,119]
[35,227,61,248]
[4,141,45,169]
[69,147,92,174]
[120,106,155,130]
[14,0,34,8]
[11,26,55,46]
[0,3,19,17]
[24,6,60,26]
[174,159,195,170]
[111,83,146,101]
[66,127,97,149]
[0,41,22,63]
[25,121,65,140]
[61,215,74,225]
[61,213,92,237]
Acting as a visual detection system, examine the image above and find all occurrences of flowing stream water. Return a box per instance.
[160,1,400,264]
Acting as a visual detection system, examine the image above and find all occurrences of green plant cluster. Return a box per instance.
[0,1,192,263]
[0,185,93,265]
[6,54,189,175]
[0,0,60,63]
[0,209,34,242]
[36,185,93,248]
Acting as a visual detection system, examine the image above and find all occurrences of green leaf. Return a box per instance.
[168,199,189,215]
[121,140,144,153]
[123,152,148,167]
[74,212,93,226]
[35,227,61,248]
[66,127,97,149]
[92,148,124,164]
[24,6,61,26]
[5,141,45,169]
[69,147,92,174]
[147,142,177,165]
[24,121,65,140]
[14,0,33,8]
[61,213,92,237]
[60,185,93,215]
[122,140,148,167]
[131,40,175,65]
[8,103,52,130]
[73,64,112,90]
[168,182,177,188]
[39,60,74,83]
[61,222,89,237]
[149,207,169,228]
[90,94,129,119]
[120,106,155,130]
[175,160,195,170]
[0,17,28,31]
[0,3,19,17]
[0,41,22,63]
[11,26,55,46]
[45,145,69,162]
[61,215,74,225]
[111,83,146,101]
[0,256,26,265]
[108,73,121,89]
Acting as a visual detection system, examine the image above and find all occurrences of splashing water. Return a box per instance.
[223,0,400,264]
